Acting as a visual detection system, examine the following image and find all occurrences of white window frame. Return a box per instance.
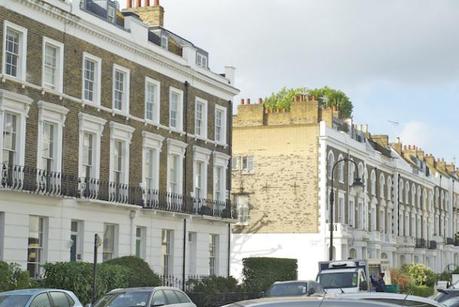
[112,64,130,115]
[135,226,147,259]
[194,97,208,139]
[166,139,187,194]
[78,113,106,179]
[82,52,102,105]
[109,122,134,185]
[196,53,208,69]
[2,21,27,81]
[0,90,32,166]
[42,37,64,93]
[214,151,230,202]
[193,146,211,199]
[236,195,249,225]
[145,77,161,125]
[27,215,48,278]
[36,101,69,172]
[142,131,164,191]
[161,229,174,275]
[241,155,254,173]
[209,234,219,276]
[70,220,84,262]
[103,223,118,262]
[169,87,183,132]
[215,105,227,145]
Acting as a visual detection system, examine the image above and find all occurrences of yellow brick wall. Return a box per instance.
[232,124,320,234]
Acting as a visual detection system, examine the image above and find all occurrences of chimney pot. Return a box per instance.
[145,0,150,5]
[241,99,245,105]
[154,0,159,5]
[136,0,141,7]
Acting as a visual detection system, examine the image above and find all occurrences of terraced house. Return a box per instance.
[0,0,239,280]
[231,95,459,279]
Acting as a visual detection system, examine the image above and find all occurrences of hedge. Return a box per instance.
[42,262,129,305]
[105,256,161,287]
[0,262,34,291]
[408,285,435,297]
[242,257,297,292]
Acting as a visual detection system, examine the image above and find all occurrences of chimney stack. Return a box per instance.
[126,0,165,27]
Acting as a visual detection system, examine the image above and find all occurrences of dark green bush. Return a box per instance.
[407,285,434,297]
[0,262,33,291]
[242,257,297,292]
[105,256,161,287]
[42,262,129,305]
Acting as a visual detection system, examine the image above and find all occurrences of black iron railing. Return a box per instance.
[446,237,454,245]
[415,238,426,248]
[428,240,437,249]
[1,164,235,219]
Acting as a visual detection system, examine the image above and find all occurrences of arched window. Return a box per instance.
[370,170,376,196]
[411,184,416,207]
[349,248,357,259]
[327,151,335,179]
[338,155,344,182]
[379,174,385,199]
[348,160,355,183]
[387,177,392,202]
[417,186,422,208]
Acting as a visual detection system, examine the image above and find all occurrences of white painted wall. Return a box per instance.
[231,233,325,281]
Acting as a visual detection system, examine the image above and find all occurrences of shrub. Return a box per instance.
[42,262,129,305]
[401,264,435,287]
[390,268,412,292]
[242,257,297,292]
[408,285,435,297]
[0,262,33,291]
[104,256,161,287]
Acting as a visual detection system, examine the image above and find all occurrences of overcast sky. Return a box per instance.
[146,0,459,162]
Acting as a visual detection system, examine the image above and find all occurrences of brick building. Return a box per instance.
[231,95,459,280]
[0,0,239,280]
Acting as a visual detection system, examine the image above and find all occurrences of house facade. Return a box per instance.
[0,0,239,280]
[231,95,459,280]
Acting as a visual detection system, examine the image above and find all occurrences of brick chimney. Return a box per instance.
[126,0,165,27]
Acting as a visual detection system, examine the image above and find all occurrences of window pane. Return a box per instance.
[2,113,17,165]
[146,82,157,121]
[114,70,125,110]
[50,292,70,307]
[103,224,115,261]
[152,290,166,306]
[30,293,52,307]
[44,44,58,89]
[5,28,19,77]
[170,92,178,128]
[163,290,179,304]
[84,59,96,101]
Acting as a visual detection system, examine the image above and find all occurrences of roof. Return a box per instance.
[272,280,312,285]
[0,289,64,295]
[108,286,182,293]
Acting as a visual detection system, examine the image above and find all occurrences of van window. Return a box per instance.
[174,291,190,303]
[163,290,179,304]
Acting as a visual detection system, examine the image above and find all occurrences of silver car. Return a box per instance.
[221,296,401,306]
[333,292,446,306]
[94,287,196,307]
[0,288,83,307]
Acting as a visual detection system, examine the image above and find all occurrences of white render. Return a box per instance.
[0,191,231,277]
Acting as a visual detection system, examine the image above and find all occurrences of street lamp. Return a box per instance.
[329,158,364,261]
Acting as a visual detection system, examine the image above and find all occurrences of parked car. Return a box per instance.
[0,289,82,307]
[333,292,445,307]
[264,280,324,297]
[434,289,459,303]
[93,287,196,307]
[221,296,400,307]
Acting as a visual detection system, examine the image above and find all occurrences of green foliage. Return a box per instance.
[263,86,353,118]
[406,285,435,297]
[264,87,307,111]
[187,276,241,294]
[401,264,435,287]
[42,262,129,305]
[104,256,161,287]
[0,262,33,291]
[308,86,353,118]
[242,257,297,292]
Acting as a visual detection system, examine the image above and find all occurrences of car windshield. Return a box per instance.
[433,290,459,303]
[0,294,32,307]
[94,292,151,307]
[266,283,309,297]
[318,272,358,289]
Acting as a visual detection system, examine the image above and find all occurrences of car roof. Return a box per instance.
[108,287,184,293]
[0,289,74,296]
[272,280,312,285]
[223,296,399,307]
[336,292,443,305]
[320,269,359,274]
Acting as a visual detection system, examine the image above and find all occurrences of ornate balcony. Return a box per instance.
[415,238,426,249]
[1,164,235,219]
[446,237,454,245]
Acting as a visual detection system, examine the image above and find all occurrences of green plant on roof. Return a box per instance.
[263,86,353,118]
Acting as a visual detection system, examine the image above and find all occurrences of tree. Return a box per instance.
[263,86,353,118]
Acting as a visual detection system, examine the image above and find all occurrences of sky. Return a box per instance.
[136,0,459,162]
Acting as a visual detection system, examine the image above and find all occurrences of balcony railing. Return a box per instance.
[446,237,454,245]
[428,240,437,249]
[1,164,235,219]
[415,238,426,248]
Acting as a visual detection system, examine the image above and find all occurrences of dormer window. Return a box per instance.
[196,53,208,69]
[161,35,168,50]
[107,6,115,23]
